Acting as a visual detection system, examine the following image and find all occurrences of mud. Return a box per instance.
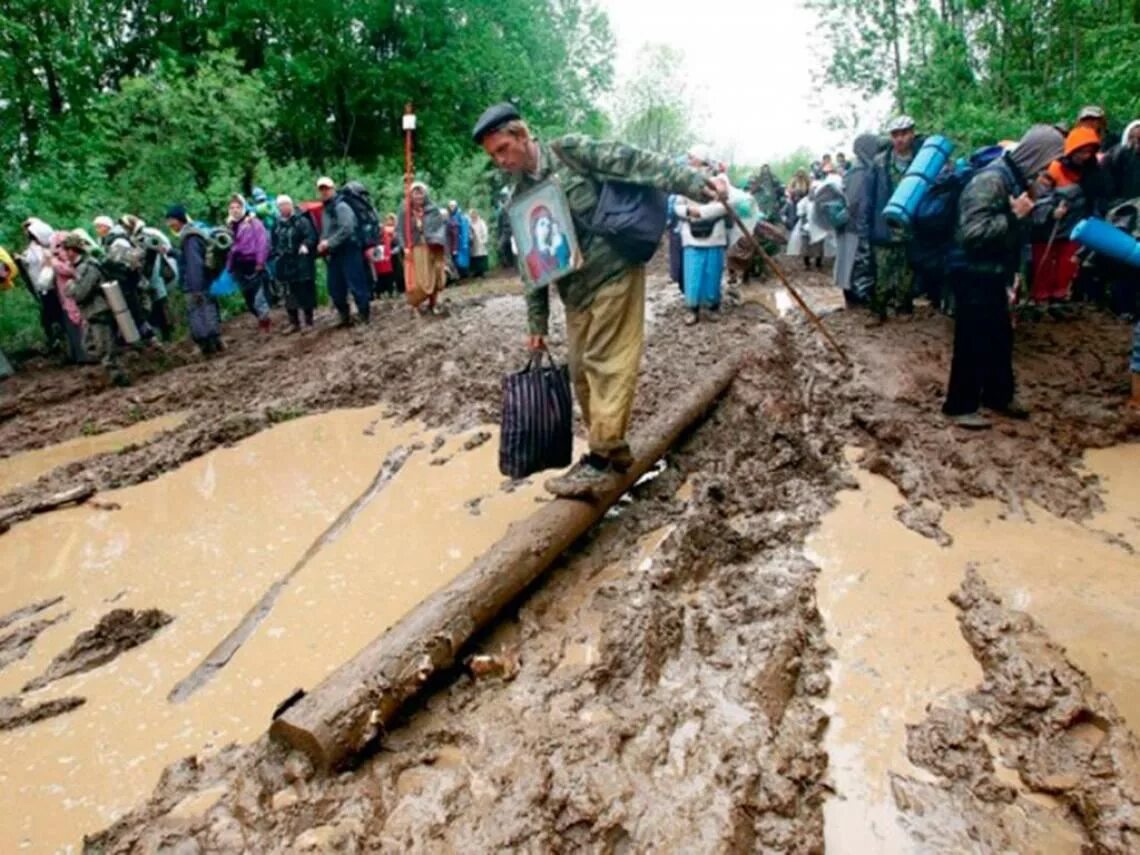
[0,264,1136,852]
[0,594,64,632]
[0,694,86,731]
[0,609,71,672]
[892,568,1140,853]
[24,608,173,692]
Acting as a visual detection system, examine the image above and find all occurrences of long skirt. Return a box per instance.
[834,231,858,291]
[682,245,725,310]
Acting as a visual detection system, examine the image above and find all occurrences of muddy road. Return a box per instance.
[1,263,1138,853]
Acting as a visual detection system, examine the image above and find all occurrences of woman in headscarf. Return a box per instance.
[48,231,90,363]
[396,181,449,315]
[20,217,68,351]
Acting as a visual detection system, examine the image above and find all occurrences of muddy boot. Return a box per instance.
[258,317,272,334]
[684,309,699,326]
[990,398,1030,420]
[950,411,992,430]
[1131,373,1140,408]
[358,305,371,325]
[334,307,352,329]
[545,454,614,500]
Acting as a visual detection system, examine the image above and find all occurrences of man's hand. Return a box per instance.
[317,239,329,254]
[1009,193,1034,219]
[701,176,729,202]
[687,205,703,220]
[527,334,546,352]
[1053,201,1069,221]
[299,245,309,255]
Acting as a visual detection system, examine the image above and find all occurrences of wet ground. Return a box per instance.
[0,262,1137,852]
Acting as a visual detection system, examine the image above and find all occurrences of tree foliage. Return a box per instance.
[0,0,615,243]
[613,43,704,157]
[809,0,1140,148]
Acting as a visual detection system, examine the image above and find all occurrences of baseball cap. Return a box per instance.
[316,176,335,190]
[1077,105,1106,121]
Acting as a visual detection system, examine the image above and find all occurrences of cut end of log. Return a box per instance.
[268,718,333,773]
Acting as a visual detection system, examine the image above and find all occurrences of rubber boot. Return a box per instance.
[258,317,272,334]
[335,307,352,328]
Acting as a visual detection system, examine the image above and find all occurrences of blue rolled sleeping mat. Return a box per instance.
[882,135,955,232]
[1071,217,1140,268]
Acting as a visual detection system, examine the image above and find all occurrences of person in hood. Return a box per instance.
[835,133,880,301]
[226,193,272,332]
[1107,119,1140,205]
[469,209,490,278]
[1029,126,1099,305]
[942,124,1064,430]
[396,181,448,315]
[19,217,69,351]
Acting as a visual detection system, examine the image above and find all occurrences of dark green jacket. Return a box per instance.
[513,135,711,335]
[67,254,111,320]
[956,155,1029,276]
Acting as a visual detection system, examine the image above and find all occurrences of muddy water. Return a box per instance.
[809,444,1140,852]
[0,407,550,854]
[0,413,187,494]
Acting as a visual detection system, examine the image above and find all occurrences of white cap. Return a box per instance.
[93,215,114,230]
[887,115,916,133]
[316,176,335,189]
[276,194,293,206]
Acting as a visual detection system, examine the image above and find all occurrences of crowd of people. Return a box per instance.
[657,106,1140,429]
[0,178,505,382]
[1,99,1138,491]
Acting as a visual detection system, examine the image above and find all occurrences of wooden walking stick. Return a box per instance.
[722,203,851,364]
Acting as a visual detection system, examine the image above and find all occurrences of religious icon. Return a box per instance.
[508,178,582,290]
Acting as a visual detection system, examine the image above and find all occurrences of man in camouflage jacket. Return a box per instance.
[62,232,129,386]
[474,103,720,498]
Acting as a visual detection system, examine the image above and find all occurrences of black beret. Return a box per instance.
[472,102,521,144]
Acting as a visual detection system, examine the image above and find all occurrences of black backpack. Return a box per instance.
[587,181,669,263]
[339,182,381,248]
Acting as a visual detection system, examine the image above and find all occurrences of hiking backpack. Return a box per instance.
[909,146,1006,262]
[340,182,381,248]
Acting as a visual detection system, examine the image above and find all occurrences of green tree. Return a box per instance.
[613,43,703,156]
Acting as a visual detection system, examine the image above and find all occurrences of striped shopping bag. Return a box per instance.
[499,352,574,479]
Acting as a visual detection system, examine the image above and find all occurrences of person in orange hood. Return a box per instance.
[1030,127,1100,304]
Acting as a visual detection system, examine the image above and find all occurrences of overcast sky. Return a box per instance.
[599,0,890,164]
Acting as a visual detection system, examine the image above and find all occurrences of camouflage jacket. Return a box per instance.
[67,254,111,320]
[514,135,711,335]
[956,155,1029,276]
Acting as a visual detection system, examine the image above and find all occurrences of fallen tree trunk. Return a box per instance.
[269,353,745,771]
[0,483,95,534]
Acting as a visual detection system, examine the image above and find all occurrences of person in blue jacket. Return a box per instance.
[447,201,472,279]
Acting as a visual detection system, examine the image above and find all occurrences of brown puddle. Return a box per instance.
[808,444,1140,852]
[0,406,553,853]
[0,413,188,495]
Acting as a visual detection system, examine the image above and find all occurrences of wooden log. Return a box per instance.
[269,353,744,771]
[0,483,96,533]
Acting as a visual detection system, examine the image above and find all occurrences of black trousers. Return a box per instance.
[943,272,1015,416]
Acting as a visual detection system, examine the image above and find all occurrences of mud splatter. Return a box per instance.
[23,608,173,692]
[0,594,64,632]
[0,610,72,672]
[0,695,86,731]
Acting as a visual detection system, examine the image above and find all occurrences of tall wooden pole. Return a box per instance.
[403,103,416,298]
